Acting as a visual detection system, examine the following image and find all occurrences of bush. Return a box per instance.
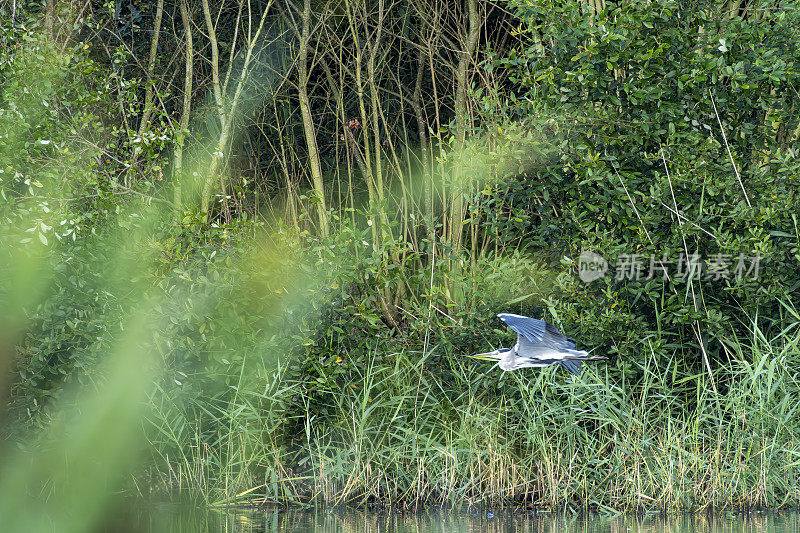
[483,0,800,370]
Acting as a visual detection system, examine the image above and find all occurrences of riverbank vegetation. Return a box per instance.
[2,0,800,522]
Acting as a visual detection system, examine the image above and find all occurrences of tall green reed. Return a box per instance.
[187,315,798,511]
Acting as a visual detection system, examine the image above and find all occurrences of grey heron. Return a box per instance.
[471,313,607,375]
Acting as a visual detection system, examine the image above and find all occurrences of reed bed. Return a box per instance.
[148,319,800,512]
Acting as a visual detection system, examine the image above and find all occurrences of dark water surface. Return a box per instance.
[115,507,799,533]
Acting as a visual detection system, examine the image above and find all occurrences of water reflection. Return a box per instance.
[117,507,799,533]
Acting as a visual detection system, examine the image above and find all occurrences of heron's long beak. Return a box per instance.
[468,350,503,361]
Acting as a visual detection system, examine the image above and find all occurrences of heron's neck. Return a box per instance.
[497,349,517,371]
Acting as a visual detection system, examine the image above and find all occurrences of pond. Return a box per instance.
[112,506,799,533]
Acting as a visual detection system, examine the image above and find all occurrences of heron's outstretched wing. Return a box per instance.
[515,335,584,375]
[515,334,551,355]
[497,313,574,349]
[497,313,547,344]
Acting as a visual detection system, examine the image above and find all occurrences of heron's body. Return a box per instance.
[472,313,607,375]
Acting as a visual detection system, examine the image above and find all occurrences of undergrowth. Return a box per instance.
[143,300,800,512]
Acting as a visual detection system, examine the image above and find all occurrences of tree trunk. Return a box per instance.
[173,0,193,215]
[199,0,274,222]
[132,0,164,168]
[296,0,329,237]
[448,0,481,251]
[411,44,433,258]
[199,0,226,220]
[45,0,55,39]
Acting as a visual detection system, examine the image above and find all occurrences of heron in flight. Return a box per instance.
[471,313,607,375]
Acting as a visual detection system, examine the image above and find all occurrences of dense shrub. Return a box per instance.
[479,0,800,370]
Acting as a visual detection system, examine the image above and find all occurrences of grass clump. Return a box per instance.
[140,298,800,512]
